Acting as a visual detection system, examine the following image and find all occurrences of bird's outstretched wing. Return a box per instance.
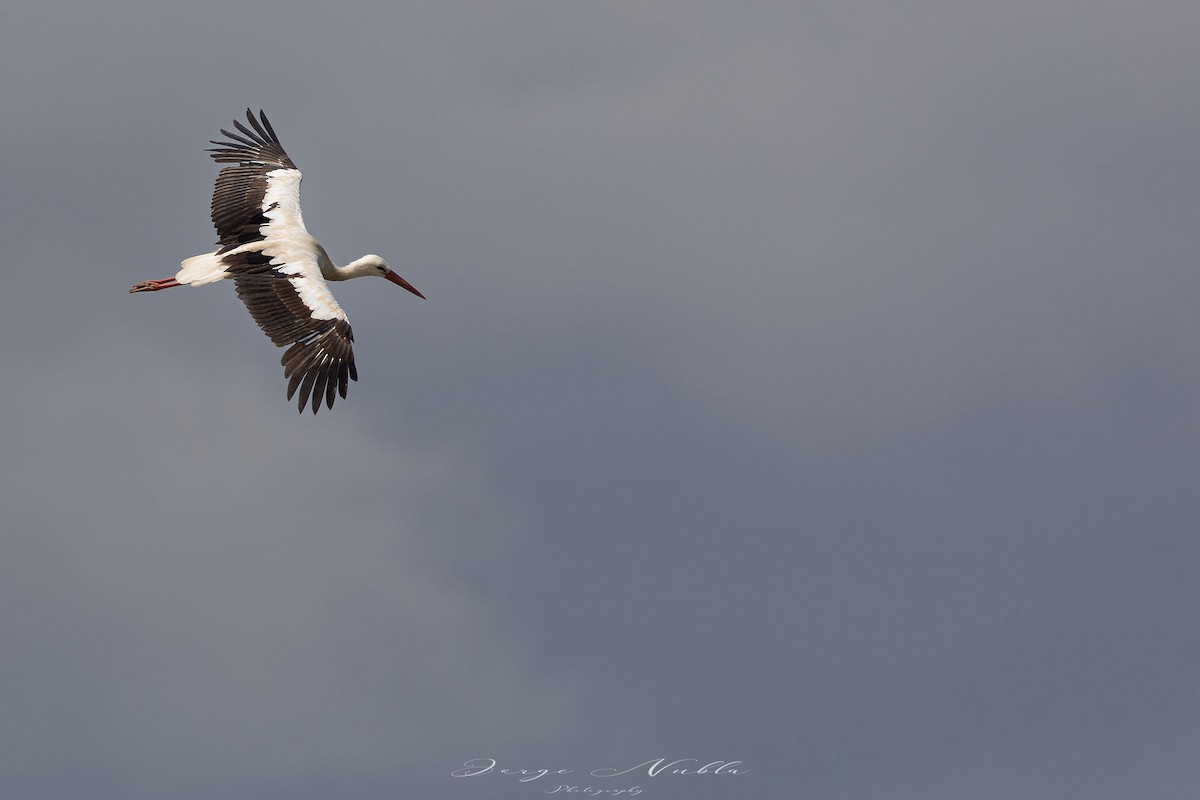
[207,108,301,249]
[208,110,357,413]
[234,272,358,414]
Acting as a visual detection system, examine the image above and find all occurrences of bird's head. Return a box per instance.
[360,254,426,299]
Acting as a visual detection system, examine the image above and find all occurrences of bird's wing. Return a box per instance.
[207,109,304,250]
[233,266,358,414]
[207,110,356,413]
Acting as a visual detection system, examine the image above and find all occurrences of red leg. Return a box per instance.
[129,278,182,293]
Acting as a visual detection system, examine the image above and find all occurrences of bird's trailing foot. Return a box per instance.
[129,278,181,293]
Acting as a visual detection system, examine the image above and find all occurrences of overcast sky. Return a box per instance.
[2,2,1198,798]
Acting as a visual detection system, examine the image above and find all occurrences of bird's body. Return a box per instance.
[131,109,424,413]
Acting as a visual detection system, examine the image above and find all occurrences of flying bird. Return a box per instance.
[130,109,425,413]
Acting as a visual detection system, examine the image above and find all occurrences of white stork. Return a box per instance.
[131,109,425,413]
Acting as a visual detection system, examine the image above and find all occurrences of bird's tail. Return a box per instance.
[176,252,230,287]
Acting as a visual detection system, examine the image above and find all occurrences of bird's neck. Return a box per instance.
[324,255,376,281]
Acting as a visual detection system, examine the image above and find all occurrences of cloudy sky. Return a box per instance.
[2,2,1198,798]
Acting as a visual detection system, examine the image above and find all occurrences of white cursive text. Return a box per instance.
[591,758,745,778]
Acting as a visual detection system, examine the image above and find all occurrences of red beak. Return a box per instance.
[385,270,426,299]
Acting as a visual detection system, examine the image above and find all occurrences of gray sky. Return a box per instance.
[2,2,1198,798]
